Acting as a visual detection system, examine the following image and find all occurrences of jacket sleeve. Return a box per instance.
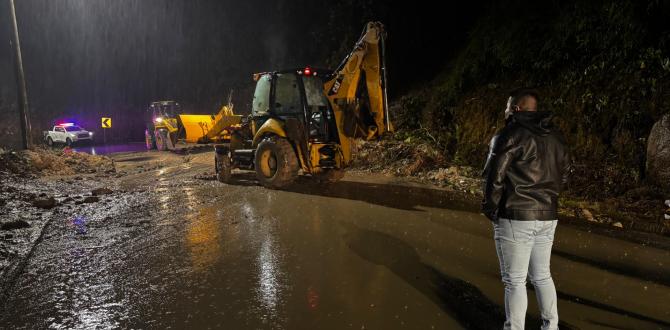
[561,147,572,190]
[481,132,521,220]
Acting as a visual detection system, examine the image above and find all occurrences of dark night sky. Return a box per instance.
[0,0,481,145]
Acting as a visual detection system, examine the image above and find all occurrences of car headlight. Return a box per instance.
[89,132,93,136]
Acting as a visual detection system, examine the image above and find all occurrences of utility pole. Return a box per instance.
[9,0,32,149]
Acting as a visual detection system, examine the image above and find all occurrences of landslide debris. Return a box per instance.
[0,147,115,177]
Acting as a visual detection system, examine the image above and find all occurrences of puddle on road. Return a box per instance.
[72,143,147,156]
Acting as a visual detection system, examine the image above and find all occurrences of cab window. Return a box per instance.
[274,73,302,114]
[302,76,328,107]
[55,127,65,132]
[252,74,271,116]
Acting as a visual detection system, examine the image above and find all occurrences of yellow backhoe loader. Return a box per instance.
[145,97,242,151]
[214,21,391,188]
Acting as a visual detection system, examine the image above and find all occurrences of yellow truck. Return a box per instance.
[214,22,391,188]
[145,99,242,151]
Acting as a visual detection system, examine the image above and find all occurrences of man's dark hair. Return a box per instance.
[509,88,539,111]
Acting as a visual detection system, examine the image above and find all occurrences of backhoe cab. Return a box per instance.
[214,21,390,189]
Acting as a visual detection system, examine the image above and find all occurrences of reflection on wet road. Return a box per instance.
[72,143,147,155]
[1,152,669,329]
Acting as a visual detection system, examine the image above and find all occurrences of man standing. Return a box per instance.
[482,89,570,330]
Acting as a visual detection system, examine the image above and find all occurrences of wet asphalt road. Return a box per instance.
[1,151,669,329]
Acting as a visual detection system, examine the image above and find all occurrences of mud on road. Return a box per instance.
[1,149,669,329]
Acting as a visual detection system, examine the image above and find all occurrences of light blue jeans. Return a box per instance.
[493,219,559,330]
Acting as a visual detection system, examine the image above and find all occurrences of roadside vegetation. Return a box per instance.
[352,0,670,235]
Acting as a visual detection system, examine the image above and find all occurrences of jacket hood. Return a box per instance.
[512,111,554,136]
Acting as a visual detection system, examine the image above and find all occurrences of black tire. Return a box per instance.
[65,138,72,147]
[46,137,53,147]
[155,130,168,151]
[145,129,156,150]
[315,169,345,183]
[166,131,176,150]
[254,136,299,189]
[215,153,232,183]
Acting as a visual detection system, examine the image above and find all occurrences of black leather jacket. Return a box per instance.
[482,111,571,221]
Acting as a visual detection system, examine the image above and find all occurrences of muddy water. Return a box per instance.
[1,152,669,329]
[71,143,148,155]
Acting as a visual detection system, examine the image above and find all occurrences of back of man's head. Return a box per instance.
[509,88,539,112]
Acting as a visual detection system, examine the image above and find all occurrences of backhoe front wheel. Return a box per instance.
[145,129,156,150]
[155,130,168,151]
[215,152,232,183]
[254,137,299,189]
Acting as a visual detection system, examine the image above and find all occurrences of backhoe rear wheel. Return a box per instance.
[254,136,298,189]
[215,153,232,183]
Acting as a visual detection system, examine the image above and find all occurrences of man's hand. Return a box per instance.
[483,210,498,222]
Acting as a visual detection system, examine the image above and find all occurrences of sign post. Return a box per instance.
[101,117,111,145]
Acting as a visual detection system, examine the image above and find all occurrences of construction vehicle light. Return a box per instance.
[154,117,163,123]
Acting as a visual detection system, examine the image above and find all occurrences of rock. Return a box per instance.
[32,196,56,209]
[646,114,670,183]
[664,213,670,220]
[91,187,113,196]
[612,222,624,228]
[447,166,459,176]
[83,196,100,203]
[581,208,596,222]
[1,219,30,230]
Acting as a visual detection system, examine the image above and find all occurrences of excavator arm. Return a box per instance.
[324,21,391,141]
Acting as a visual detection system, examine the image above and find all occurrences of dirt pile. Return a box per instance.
[0,147,115,177]
[352,139,447,175]
[352,139,482,195]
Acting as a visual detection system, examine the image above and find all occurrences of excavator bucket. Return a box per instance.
[178,114,217,143]
[178,106,242,143]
